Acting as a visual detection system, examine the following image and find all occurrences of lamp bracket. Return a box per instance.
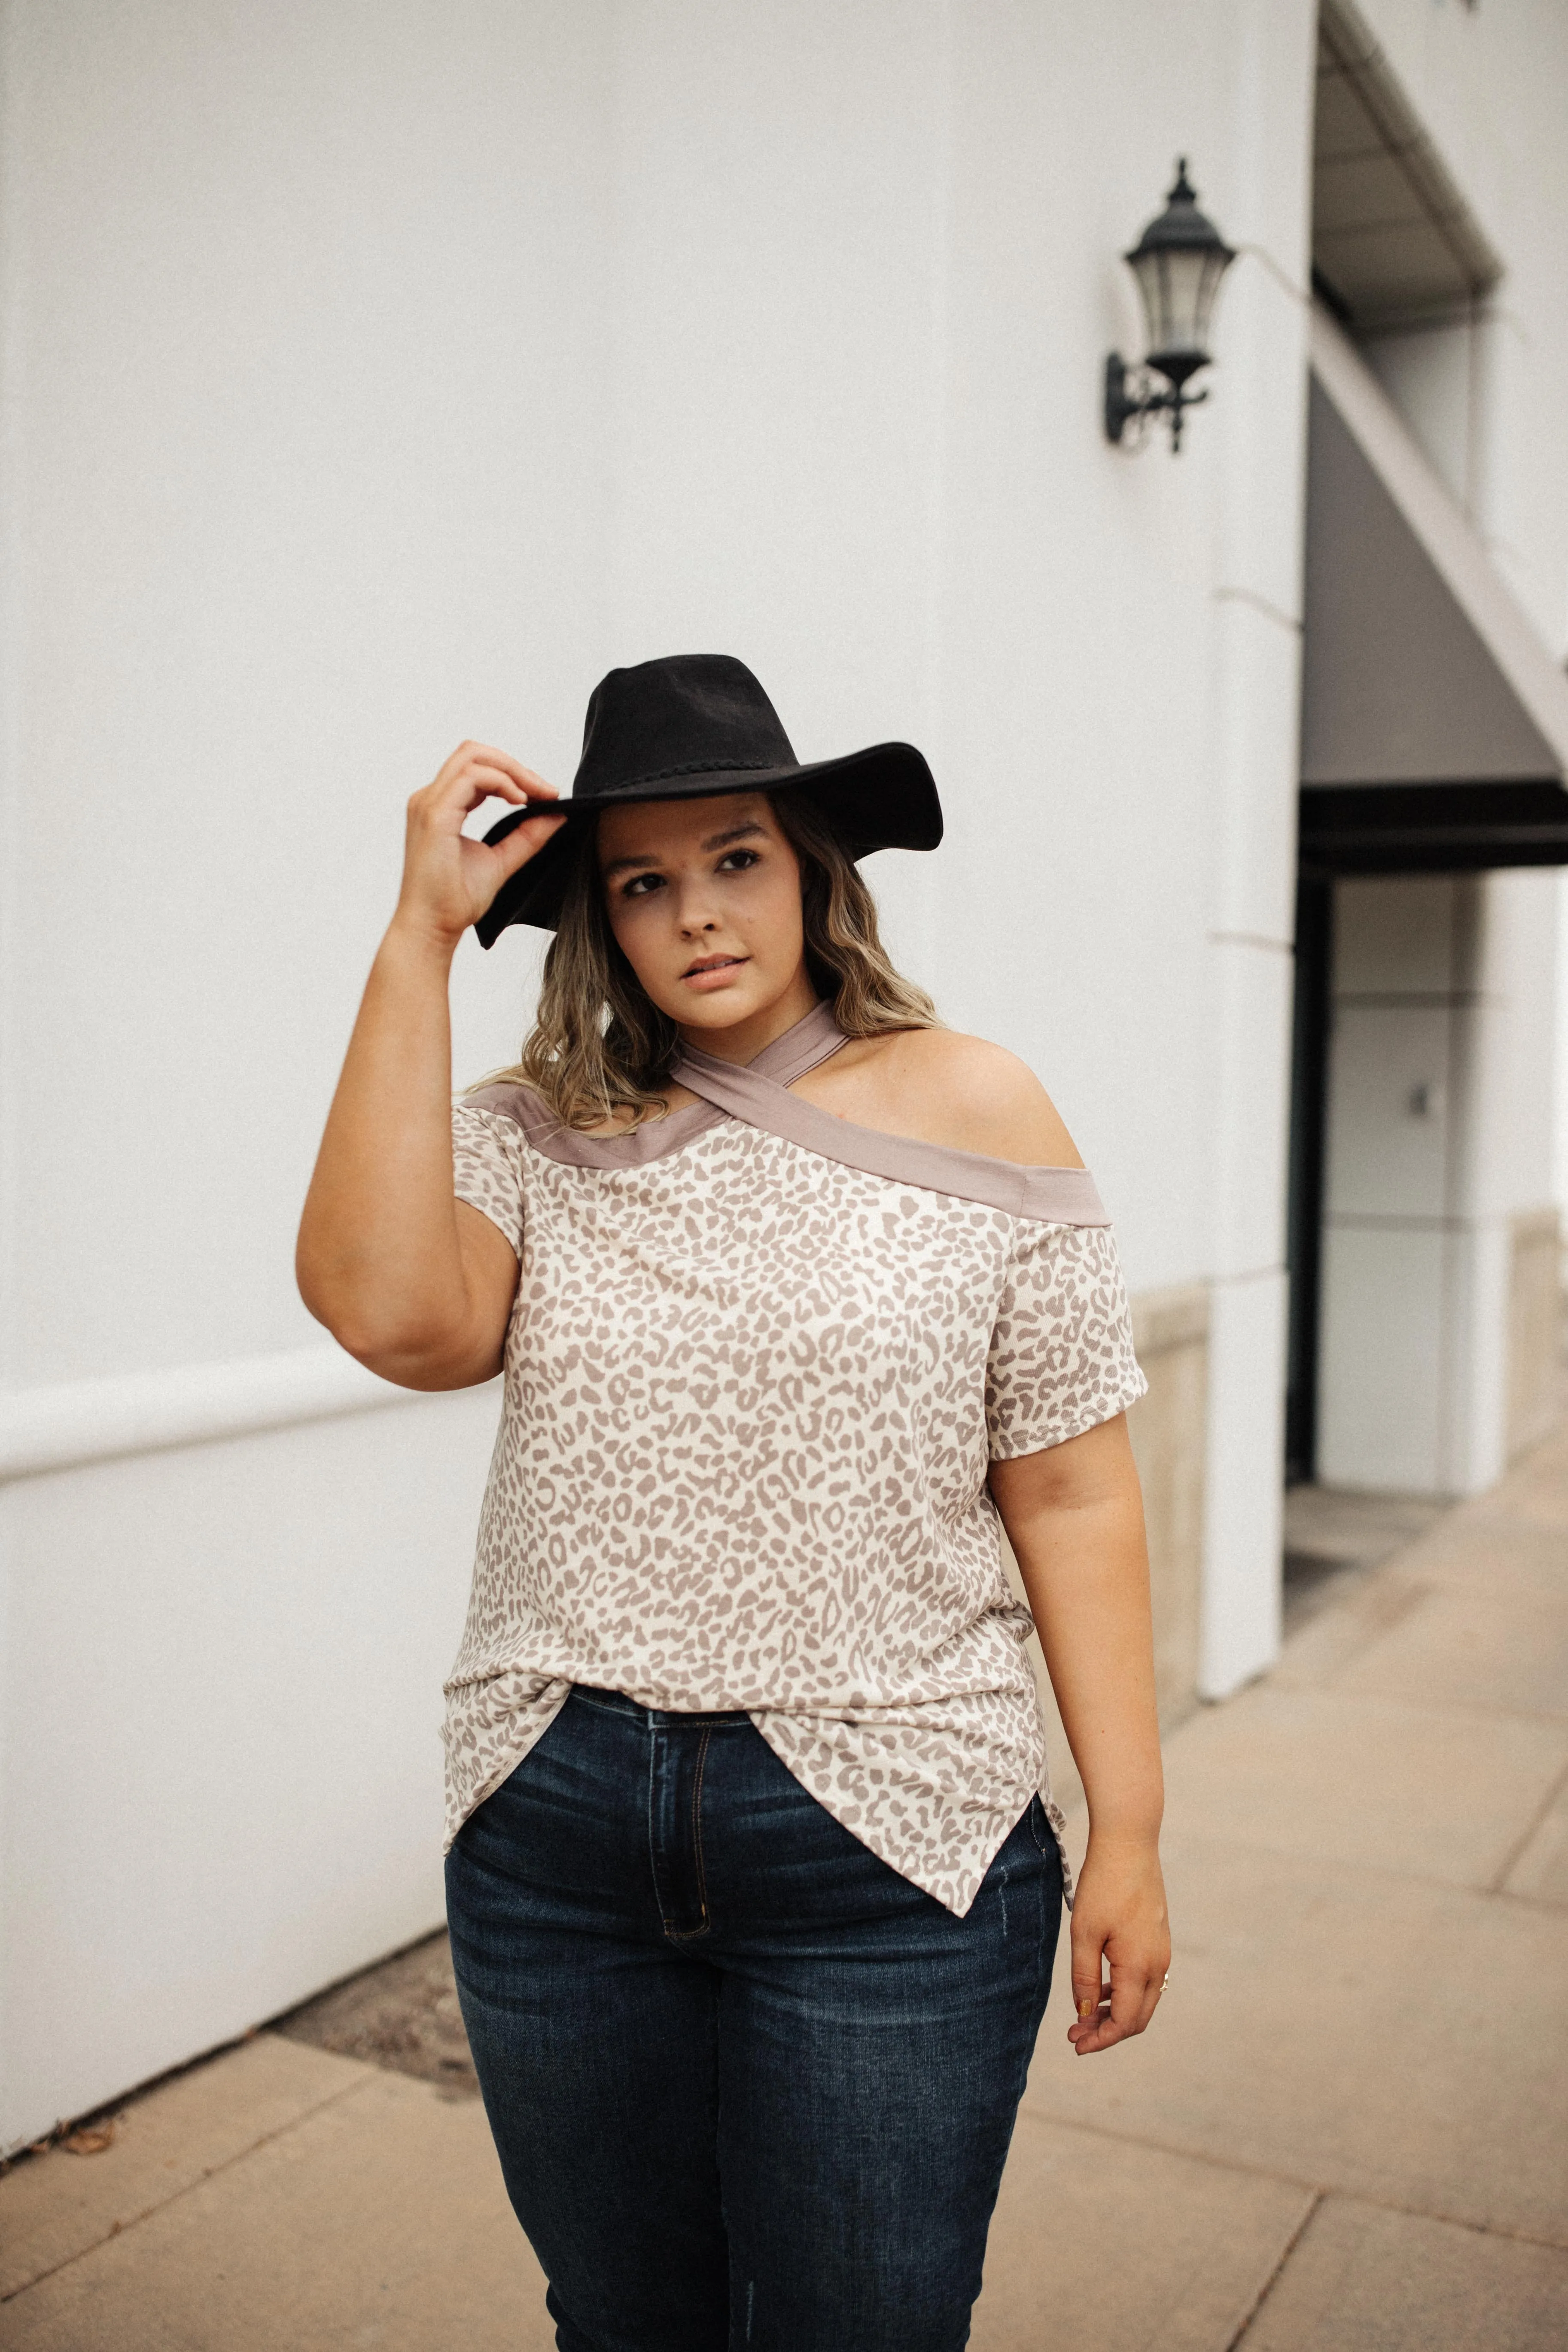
[1104,353,1210,454]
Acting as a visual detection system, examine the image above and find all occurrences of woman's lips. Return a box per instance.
[681,955,749,990]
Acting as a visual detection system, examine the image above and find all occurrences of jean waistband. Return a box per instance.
[570,1682,755,1728]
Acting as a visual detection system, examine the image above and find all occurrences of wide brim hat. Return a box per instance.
[475,651,943,942]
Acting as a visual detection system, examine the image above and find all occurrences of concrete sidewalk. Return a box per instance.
[4,1427,1567,2350]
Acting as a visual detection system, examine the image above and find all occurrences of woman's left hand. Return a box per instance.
[1066,1829,1171,2055]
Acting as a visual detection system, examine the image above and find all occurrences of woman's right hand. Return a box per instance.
[393,740,569,952]
[299,739,560,1383]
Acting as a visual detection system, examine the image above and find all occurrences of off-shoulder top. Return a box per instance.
[445,996,1145,1916]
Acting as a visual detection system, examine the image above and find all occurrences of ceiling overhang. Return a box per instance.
[1300,305,1568,876]
[1314,0,1501,328]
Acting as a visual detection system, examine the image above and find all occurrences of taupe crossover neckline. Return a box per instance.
[472,998,1109,1226]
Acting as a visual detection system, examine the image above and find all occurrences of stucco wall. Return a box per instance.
[0,0,1321,2149]
[7,0,1566,2151]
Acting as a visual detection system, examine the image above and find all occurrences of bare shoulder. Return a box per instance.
[892,1029,1085,1167]
[809,1026,1085,1168]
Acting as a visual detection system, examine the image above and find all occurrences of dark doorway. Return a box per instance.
[1285,875,1333,1484]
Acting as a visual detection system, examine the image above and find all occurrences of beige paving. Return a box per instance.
[1268,1563,1430,1687]
[1158,1680,1568,1886]
[0,2068,545,2352]
[0,2036,365,2302]
[1504,1771,1568,1904]
[1469,1454,1568,1534]
[2,1413,1565,2347]
[1393,1524,1568,1619]
[1239,2194,1568,2350]
[1283,1485,1445,1574]
[1333,1582,1568,1719]
[1023,1832,1568,2243]
[970,2113,1312,2350]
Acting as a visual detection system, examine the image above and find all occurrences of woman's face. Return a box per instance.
[597,790,809,1032]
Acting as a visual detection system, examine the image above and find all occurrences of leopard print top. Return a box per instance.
[445,998,1145,1916]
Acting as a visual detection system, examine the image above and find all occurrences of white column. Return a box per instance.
[1197,0,1317,1698]
[1316,869,1560,1498]
[1317,877,1463,1493]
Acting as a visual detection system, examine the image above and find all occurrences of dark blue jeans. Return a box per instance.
[445,1684,1063,2352]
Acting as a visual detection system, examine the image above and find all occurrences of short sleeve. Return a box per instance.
[451,1103,525,1257]
[985,1221,1147,1461]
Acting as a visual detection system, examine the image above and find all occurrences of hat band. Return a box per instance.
[597,755,788,794]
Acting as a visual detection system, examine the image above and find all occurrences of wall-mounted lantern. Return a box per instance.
[1105,161,1235,453]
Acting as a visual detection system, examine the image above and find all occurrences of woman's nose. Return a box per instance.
[675,887,719,933]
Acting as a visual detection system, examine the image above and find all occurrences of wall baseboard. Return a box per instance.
[0,1347,470,1484]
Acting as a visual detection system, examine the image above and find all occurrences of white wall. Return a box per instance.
[0,0,623,1391]
[1318,869,1559,1497]
[577,0,1252,1287]
[0,1394,497,2142]
[0,0,1313,2145]
[0,0,621,2152]
[4,0,1560,2148]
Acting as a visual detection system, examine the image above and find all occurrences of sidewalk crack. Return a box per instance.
[1225,2190,1323,2349]
[1020,2108,1568,2251]
[1486,1753,1568,1895]
[0,2063,372,2306]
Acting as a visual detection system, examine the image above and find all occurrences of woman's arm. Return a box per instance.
[296,742,567,1389]
[988,1413,1171,2055]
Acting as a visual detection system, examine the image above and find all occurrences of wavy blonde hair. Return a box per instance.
[478,791,940,1132]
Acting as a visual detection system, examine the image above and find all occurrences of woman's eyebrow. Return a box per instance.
[601,820,767,881]
[701,820,767,853]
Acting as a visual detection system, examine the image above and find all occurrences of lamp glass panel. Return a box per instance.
[1133,244,1219,366]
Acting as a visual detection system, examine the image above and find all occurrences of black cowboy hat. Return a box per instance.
[475,652,943,942]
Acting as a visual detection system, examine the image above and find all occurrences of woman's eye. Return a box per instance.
[617,849,756,898]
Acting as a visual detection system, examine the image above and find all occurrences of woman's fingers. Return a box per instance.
[417,745,562,824]
[392,742,567,942]
[1100,1973,1163,2048]
[450,768,528,818]
[1069,1990,1126,2054]
[427,763,541,819]
[1070,1936,1105,2027]
[1064,1837,1171,2055]
[460,766,559,820]
[1108,1962,1159,2040]
[486,804,569,883]
[429,740,557,799]
[462,742,557,798]
[1068,1949,1167,2054]
[1069,1914,1108,2046]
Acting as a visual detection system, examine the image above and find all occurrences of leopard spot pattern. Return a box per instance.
[443,1100,1145,1916]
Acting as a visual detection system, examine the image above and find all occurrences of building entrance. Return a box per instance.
[1285,877,1333,1485]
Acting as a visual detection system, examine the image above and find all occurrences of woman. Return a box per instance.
[298,653,1169,2352]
